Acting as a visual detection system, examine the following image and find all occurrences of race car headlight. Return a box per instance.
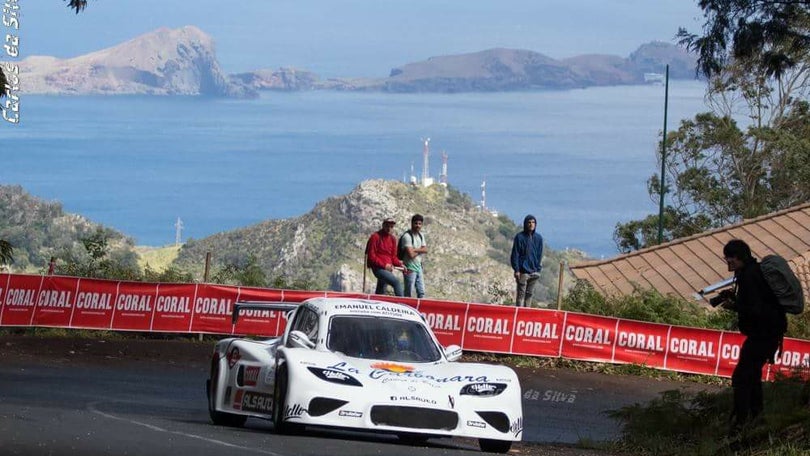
[460,382,507,396]
[307,367,363,387]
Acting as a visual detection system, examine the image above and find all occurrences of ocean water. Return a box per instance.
[2,82,709,257]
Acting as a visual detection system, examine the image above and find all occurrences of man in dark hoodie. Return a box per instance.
[719,239,786,432]
[510,215,544,307]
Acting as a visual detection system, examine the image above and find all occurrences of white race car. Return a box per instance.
[206,297,523,453]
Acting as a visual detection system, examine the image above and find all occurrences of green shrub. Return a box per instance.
[563,280,737,331]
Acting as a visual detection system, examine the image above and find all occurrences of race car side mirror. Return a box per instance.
[444,344,462,362]
[288,330,316,349]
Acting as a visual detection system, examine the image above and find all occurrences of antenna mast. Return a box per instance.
[439,151,448,186]
[481,179,487,211]
[422,137,430,185]
[174,217,184,246]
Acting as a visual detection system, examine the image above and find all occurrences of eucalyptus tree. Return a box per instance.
[678,0,810,79]
[614,54,810,253]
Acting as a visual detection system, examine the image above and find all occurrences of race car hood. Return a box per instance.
[288,349,519,400]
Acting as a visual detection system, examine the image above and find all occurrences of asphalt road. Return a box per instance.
[0,337,720,456]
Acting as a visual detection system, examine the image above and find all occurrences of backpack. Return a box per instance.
[398,232,422,262]
[760,255,805,315]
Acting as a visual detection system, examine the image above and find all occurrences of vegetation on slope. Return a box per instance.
[604,379,810,456]
[0,184,138,272]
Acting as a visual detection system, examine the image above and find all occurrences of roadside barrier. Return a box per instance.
[1,272,807,380]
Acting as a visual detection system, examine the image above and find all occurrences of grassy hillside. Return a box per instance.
[135,245,181,271]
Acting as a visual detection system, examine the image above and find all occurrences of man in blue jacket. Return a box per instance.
[510,214,544,307]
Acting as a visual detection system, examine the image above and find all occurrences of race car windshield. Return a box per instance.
[327,316,442,363]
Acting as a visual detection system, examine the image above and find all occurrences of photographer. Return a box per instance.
[718,240,787,433]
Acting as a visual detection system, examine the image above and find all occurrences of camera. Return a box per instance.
[709,289,735,308]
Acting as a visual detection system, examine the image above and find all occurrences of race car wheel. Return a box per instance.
[207,356,247,427]
[272,364,303,435]
[479,438,512,454]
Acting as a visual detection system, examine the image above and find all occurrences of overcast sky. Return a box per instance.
[18,1,705,77]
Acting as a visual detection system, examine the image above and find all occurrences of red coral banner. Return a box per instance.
[1,272,808,380]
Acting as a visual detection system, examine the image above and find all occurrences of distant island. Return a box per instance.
[13,26,698,97]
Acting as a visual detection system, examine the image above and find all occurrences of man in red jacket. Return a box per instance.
[366,217,404,296]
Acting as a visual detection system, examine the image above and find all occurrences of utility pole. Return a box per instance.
[657,64,669,245]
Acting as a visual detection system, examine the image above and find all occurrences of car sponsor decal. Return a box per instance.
[233,390,244,409]
[237,365,260,387]
[466,420,486,428]
[308,367,363,386]
[448,395,455,409]
[328,361,489,386]
[369,368,491,383]
[338,410,363,418]
[234,390,273,414]
[284,403,307,419]
[510,417,523,437]
[389,395,437,405]
[370,362,414,373]
[227,347,241,369]
[333,302,420,319]
[460,382,507,396]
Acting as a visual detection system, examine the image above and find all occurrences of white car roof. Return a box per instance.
[302,297,424,322]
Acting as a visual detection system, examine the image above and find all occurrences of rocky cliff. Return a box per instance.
[173,180,584,304]
[18,26,255,97]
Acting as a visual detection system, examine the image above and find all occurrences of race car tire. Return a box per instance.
[479,439,512,454]
[207,356,247,427]
[272,363,303,435]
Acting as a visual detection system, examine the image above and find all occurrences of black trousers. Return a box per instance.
[731,336,780,425]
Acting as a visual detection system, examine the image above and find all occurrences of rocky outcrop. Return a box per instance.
[382,48,582,92]
[230,67,320,91]
[173,180,560,303]
[378,43,697,93]
[18,26,255,98]
[228,42,697,94]
[626,41,698,79]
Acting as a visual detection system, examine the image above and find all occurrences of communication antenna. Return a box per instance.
[421,137,430,185]
[439,151,448,186]
[481,179,487,211]
[174,217,184,246]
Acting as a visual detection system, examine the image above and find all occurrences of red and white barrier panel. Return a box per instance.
[1,273,808,380]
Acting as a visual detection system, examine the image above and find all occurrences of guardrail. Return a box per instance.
[1,272,807,380]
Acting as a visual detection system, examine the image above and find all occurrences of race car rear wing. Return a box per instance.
[232,301,301,324]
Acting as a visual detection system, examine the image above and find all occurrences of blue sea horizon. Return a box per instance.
[3,82,709,258]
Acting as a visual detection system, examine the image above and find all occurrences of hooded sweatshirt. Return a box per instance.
[510,215,544,274]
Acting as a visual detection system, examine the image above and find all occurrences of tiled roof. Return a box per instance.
[570,203,810,304]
